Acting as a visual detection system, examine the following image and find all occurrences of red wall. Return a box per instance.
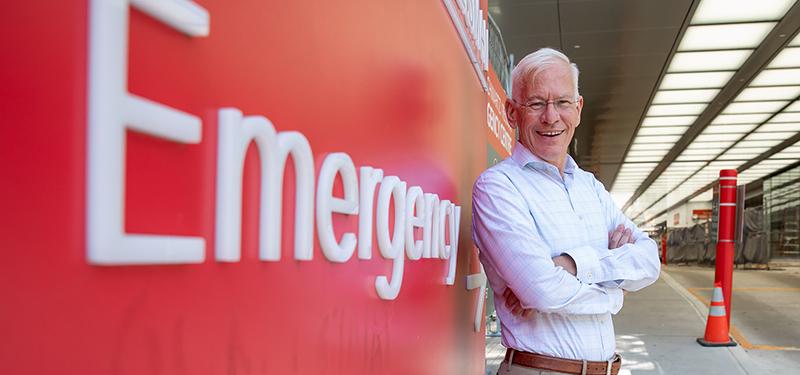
[0,1,489,374]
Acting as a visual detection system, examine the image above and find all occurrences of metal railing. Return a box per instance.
[487,13,511,94]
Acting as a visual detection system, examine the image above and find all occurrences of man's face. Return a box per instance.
[507,62,583,170]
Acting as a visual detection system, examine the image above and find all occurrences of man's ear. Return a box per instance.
[505,99,517,129]
[575,95,584,128]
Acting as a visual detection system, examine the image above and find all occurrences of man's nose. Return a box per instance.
[540,102,560,124]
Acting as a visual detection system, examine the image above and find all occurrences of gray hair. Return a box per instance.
[511,47,580,101]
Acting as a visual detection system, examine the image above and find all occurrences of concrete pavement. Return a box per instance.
[485,265,800,374]
[664,265,800,374]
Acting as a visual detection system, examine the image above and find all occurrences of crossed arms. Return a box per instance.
[471,171,661,316]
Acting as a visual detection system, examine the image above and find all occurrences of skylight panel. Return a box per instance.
[751,68,800,86]
[661,72,735,89]
[668,50,752,72]
[723,101,789,114]
[691,0,795,24]
[679,23,776,51]
[768,47,800,68]
[642,116,698,127]
[647,104,707,116]
[736,86,800,101]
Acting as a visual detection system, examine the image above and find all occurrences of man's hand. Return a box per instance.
[609,224,636,295]
[503,287,533,318]
[552,254,577,276]
[503,254,577,318]
[609,224,635,249]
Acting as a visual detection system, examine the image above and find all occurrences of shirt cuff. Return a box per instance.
[562,245,603,284]
[607,287,624,314]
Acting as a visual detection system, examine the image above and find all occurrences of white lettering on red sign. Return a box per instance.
[443,0,489,90]
[87,0,461,302]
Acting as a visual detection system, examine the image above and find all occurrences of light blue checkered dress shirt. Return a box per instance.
[472,143,660,361]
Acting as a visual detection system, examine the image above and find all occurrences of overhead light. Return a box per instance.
[664,162,707,170]
[703,124,758,133]
[679,149,724,157]
[647,103,707,116]
[625,156,665,163]
[738,139,782,147]
[785,101,800,112]
[637,126,690,136]
[676,154,715,161]
[770,112,800,122]
[723,146,770,154]
[768,47,800,68]
[627,149,669,157]
[792,34,800,47]
[622,163,658,174]
[757,123,800,132]
[635,135,682,143]
[723,101,789,114]
[661,72,735,89]
[615,175,649,180]
[691,0,795,23]
[736,86,800,101]
[616,174,653,179]
[619,162,658,170]
[679,23,776,51]
[772,151,800,159]
[711,157,749,166]
[614,180,647,186]
[716,153,758,160]
[653,89,720,104]
[684,147,731,158]
[614,179,648,184]
[671,161,710,167]
[751,68,800,86]
[668,50,752,72]
[642,116,697,126]
[681,147,729,155]
[695,133,744,142]
[616,170,650,175]
[630,142,675,150]
[758,158,795,165]
[712,113,771,124]
[747,131,797,140]
[661,171,699,179]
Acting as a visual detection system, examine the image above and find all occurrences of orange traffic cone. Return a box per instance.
[697,282,737,347]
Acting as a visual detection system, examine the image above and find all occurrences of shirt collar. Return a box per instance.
[510,142,577,175]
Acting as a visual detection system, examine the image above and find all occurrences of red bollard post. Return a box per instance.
[714,169,737,325]
[661,232,667,265]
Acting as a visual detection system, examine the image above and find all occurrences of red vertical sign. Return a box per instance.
[0,1,492,373]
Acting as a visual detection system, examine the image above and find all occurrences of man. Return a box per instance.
[472,48,660,375]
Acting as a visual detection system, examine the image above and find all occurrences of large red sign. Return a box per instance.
[0,1,492,373]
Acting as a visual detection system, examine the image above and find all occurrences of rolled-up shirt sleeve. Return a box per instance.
[472,171,624,315]
[561,245,604,284]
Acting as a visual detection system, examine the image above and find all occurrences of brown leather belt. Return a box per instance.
[504,349,621,375]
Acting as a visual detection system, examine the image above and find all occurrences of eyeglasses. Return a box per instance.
[514,98,578,113]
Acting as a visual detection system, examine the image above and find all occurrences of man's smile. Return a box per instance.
[536,129,565,137]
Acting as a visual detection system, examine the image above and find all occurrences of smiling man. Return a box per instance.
[472,48,661,375]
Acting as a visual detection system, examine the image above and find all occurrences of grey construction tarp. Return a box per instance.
[666,206,768,264]
[666,224,707,263]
